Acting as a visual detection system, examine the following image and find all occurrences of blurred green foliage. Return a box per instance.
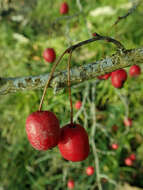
[0,0,143,189]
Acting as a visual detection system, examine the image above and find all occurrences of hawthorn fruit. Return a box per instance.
[98,73,111,80]
[26,111,60,150]
[43,48,56,63]
[129,65,141,77]
[111,69,127,88]
[86,166,94,176]
[75,100,82,110]
[58,123,89,162]
[67,179,74,189]
[130,153,136,161]
[124,157,133,166]
[123,117,132,127]
[111,143,118,150]
[60,2,69,15]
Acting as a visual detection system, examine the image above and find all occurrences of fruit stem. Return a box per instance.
[39,50,67,111]
[67,50,73,124]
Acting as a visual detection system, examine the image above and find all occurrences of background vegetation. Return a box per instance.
[0,0,143,189]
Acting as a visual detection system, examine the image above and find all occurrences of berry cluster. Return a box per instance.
[125,153,136,166]
[98,65,141,88]
[67,166,94,189]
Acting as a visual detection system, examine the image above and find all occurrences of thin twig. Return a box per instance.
[114,89,130,135]
[90,84,103,190]
[67,50,73,124]
[115,89,129,117]
[67,33,125,52]
[39,50,67,111]
[114,0,140,26]
[39,33,125,110]
[99,174,117,186]
[76,0,82,12]
[73,83,89,122]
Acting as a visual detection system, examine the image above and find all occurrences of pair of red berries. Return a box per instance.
[26,111,89,162]
[124,117,132,127]
[98,65,141,88]
[98,69,127,88]
[125,153,136,166]
[112,118,132,133]
[67,166,94,189]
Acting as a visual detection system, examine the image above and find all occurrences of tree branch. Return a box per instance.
[0,47,143,95]
[114,0,141,26]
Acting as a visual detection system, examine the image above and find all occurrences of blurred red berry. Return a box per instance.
[130,153,136,161]
[129,65,141,77]
[98,73,111,80]
[124,117,132,127]
[111,69,127,88]
[111,143,118,150]
[67,180,74,189]
[92,33,97,37]
[43,48,56,63]
[60,2,69,14]
[86,166,94,176]
[125,157,133,166]
[75,101,82,110]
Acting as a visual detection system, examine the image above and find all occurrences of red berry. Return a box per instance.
[67,179,74,189]
[75,101,82,110]
[86,166,94,176]
[26,111,60,150]
[124,157,133,166]
[111,69,127,88]
[58,123,89,162]
[60,2,69,15]
[92,33,97,37]
[123,117,132,127]
[98,73,111,80]
[43,48,56,63]
[129,65,141,77]
[111,143,118,150]
[130,153,136,161]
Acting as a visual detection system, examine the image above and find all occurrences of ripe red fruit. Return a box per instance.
[67,179,74,189]
[130,153,136,161]
[123,117,132,127]
[86,166,94,176]
[111,143,118,150]
[124,157,133,166]
[43,48,56,63]
[92,32,97,37]
[26,111,60,150]
[60,2,69,15]
[111,69,127,88]
[129,65,141,77]
[98,73,111,80]
[58,123,89,162]
[75,100,82,110]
